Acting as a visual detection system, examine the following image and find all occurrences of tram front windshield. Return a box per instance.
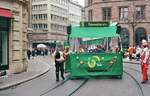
[70,37,121,53]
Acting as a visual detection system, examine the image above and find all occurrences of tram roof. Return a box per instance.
[70,26,119,38]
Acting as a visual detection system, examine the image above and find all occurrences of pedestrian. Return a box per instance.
[128,45,135,61]
[27,49,31,60]
[135,45,142,61]
[140,39,149,84]
[31,49,35,59]
[54,45,65,82]
[45,49,48,56]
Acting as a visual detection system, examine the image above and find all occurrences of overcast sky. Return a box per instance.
[73,0,85,6]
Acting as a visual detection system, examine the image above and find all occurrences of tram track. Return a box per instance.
[123,62,149,96]
[68,79,88,96]
[39,76,88,96]
[123,70,144,96]
[40,62,145,96]
[40,76,70,96]
[124,62,150,78]
[124,65,150,86]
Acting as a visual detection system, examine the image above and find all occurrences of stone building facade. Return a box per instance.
[0,0,29,73]
[85,0,150,48]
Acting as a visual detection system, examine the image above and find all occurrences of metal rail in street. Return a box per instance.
[68,79,88,96]
[123,71,144,96]
[40,76,70,96]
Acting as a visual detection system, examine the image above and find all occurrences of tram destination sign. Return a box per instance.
[80,21,109,27]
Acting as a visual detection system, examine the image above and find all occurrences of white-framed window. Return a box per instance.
[136,5,145,20]
[119,7,128,20]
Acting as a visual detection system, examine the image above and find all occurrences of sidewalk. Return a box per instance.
[0,56,50,90]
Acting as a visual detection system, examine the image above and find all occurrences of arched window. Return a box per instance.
[120,28,129,48]
[135,27,147,45]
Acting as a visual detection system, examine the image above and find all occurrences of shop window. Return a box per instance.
[0,17,9,70]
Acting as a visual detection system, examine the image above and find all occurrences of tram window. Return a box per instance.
[109,37,120,52]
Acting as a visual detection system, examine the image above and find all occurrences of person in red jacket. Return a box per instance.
[140,39,149,84]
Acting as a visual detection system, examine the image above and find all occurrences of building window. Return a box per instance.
[135,27,147,45]
[32,14,47,20]
[88,10,93,21]
[43,24,47,29]
[39,14,42,20]
[43,14,47,20]
[120,28,129,48]
[39,24,42,29]
[119,7,128,20]
[102,7,111,21]
[32,24,38,29]
[88,0,93,5]
[136,6,145,20]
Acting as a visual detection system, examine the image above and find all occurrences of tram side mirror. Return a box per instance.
[116,25,121,34]
[67,25,71,35]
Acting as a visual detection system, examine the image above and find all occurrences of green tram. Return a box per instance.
[65,22,123,79]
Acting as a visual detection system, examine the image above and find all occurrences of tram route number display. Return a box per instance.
[80,21,110,27]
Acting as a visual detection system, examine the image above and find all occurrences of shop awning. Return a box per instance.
[70,26,119,38]
[0,8,13,18]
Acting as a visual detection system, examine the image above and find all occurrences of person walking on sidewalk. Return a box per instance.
[27,49,31,60]
[54,45,65,82]
[140,39,149,84]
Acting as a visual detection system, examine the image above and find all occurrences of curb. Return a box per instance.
[0,63,50,90]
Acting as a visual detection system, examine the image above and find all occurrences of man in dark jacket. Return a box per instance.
[54,46,65,82]
[27,49,31,60]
